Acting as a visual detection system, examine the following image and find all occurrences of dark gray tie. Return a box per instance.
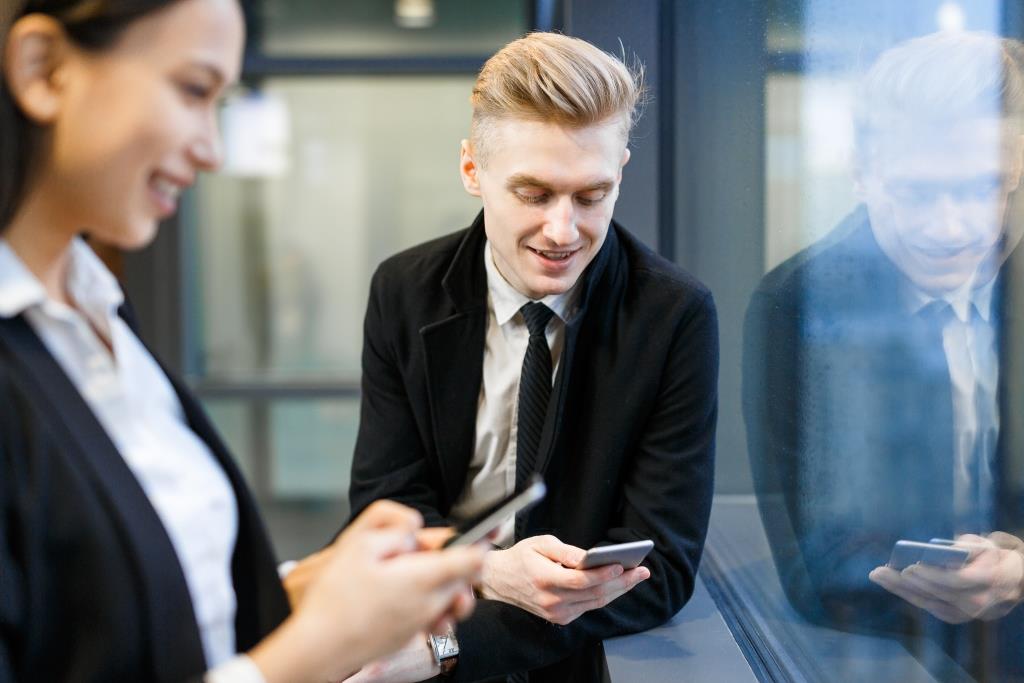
[515,302,556,490]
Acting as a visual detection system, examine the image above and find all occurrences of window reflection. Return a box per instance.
[745,30,1024,681]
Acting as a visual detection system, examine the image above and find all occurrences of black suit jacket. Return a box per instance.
[348,212,718,682]
[0,311,289,683]
[743,206,1024,678]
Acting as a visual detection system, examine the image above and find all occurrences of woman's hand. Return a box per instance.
[249,501,486,683]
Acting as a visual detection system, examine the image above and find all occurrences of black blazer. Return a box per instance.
[0,311,289,683]
[348,212,718,682]
[743,206,1024,676]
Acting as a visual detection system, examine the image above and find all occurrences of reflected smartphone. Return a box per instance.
[887,540,972,572]
[443,476,546,548]
[578,540,654,570]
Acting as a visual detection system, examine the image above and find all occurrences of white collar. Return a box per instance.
[0,237,124,322]
[484,241,580,326]
[905,275,996,324]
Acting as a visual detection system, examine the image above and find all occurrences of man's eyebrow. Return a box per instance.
[505,174,614,192]
[506,174,553,191]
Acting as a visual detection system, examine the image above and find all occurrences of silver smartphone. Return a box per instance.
[578,540,654,570]
[444,476,546,548]
[887,539,972,572]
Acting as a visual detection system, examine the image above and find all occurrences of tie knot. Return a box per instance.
[521,302,555,337]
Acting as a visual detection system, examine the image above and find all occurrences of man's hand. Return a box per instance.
[340,634,438,683]
[869,532,1024,624]
[478,535,650,625]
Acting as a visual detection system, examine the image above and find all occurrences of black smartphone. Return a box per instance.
[443,476,546,548]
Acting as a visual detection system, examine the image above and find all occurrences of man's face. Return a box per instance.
[460,118,630,299]
[860,118,1024,295]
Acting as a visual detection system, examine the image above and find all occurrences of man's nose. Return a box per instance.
[542,196,579,245]
[929,194,973,244]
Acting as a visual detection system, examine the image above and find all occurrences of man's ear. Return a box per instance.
[617,146,631,183]
[460,139,482,197]
[4,14,72,125]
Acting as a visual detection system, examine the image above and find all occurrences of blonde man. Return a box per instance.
[347,32,718,683]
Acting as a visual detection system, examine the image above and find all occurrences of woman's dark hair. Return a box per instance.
[0,0,182,231]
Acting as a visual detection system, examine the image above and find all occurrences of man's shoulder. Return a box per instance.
[374,226,472,285]
[613,224,712,304]
[753,207,884,305]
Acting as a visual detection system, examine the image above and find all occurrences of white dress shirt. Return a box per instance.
[906,277,999,532]
[447,242,581,547]
[0,239,261,682]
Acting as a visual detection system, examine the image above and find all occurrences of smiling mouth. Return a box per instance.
[527,246,579,261]
[151,176,183,203]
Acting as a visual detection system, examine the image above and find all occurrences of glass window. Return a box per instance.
[189,76,480,384]
[711,1,1024,680]
[256,0,530,57]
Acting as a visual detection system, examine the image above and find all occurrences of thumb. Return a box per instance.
[532,536,585,567]
[357,529,419,562]
[350,500,424,534]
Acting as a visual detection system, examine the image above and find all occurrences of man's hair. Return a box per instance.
[854,31,1024,169]
[469,31,645,163]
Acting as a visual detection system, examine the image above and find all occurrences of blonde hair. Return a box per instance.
[469,31,645,163]
[854,31,1024,169]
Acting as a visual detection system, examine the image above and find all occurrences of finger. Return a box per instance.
[906,562,989,591]
[391,545,487,591]
[955,533,994,547]
[531,535,586,568]
[346,529,419,562]
[417,527,456,551]
[988,531,1024,552]
[350,500,424,534]
[451,586,476,620]
[550,564,625,592]
[429,616,453,636]
[557,566,650,604]
[870,569,971,623]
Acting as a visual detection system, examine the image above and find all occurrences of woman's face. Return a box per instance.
[42,0,244,249]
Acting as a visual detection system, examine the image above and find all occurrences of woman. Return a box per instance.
[0,1,484,681]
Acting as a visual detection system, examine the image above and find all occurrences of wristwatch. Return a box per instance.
[428,625,460,676]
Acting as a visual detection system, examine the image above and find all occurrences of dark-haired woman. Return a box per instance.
[0,1,484,681]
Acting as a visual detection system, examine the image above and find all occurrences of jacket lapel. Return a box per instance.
[0,315,207,682]
[421,213,488,505]
[532,225,621,480]
[996,244,1024,530]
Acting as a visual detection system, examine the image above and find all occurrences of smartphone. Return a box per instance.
[887,539,972,572]
[443,476,546,548]
[577,540,654,570]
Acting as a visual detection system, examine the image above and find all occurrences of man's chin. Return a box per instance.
[524,274,582,299]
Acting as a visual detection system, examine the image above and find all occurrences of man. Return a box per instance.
[744,31,1024,679]
[346,32,718,683]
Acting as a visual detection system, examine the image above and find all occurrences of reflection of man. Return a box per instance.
[347,33,717,683]
[744,31,1024,676]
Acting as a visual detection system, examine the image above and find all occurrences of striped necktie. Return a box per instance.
[516,302,556,491]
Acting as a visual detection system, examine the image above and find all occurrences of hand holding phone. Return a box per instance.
[886,539,973,572]
[577,540,654,570]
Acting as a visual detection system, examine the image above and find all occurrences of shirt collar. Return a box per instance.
[0,239,48,318]
[0,237,124,322]
[484,241,580,326]
[904,274,996,324]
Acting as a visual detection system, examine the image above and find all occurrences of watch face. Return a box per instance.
[434,634,459,658]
